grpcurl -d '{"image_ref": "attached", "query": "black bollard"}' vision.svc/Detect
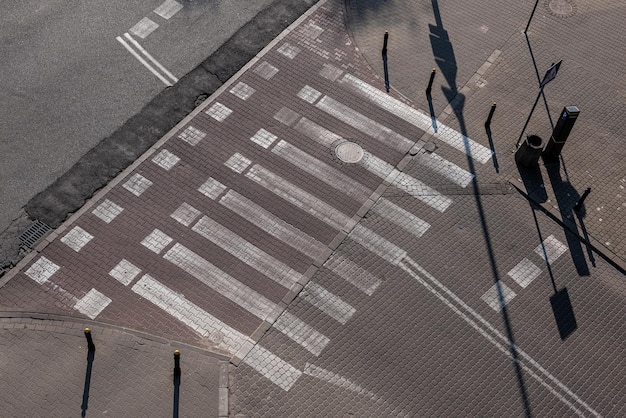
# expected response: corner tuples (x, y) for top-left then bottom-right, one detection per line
(84, 328), (95, 352)
(426, 68), (436, 96)
(573, 188), (591, 213)
(485, 102), (497, 127)
(174, 350), (181, 377)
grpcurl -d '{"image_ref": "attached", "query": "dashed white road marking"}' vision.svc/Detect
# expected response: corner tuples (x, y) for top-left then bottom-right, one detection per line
(154, 0), (183, 20)
(338, 73), (493, 164)
(25, 257), (60, 284)
(271, 140), (372, 204)
(481, 281), (517, 312)
(273, 311), (330, 356)
(371, 198), (431, 238)
(109, 259), (142, 286)
(74, 288), (112, 320)
(92, 199), (124, 223)
(129, 17), (159, 39)
(535, 235), (568, 265)
(314, 94), (414, 154)
(178, 125), (206, 145)
(141, 228), (173, 254)
(245, 164), (356, 231)
(163, 243), (279, 322)
(152, 149), (181, 170)
(220, 189), (328, 261)
(192, 215), (303, 289)
(414, 152), (474, 188)
(60, 226), (94, 252)
(132, 274), (251, 356)
(303, 363), (377, 400)
(324, 254), (381, 296)
(122, 173), (153, 196)
(508, 258), (542, 288)
(301, 282), (355, 324)
(242, 344), (302, 391)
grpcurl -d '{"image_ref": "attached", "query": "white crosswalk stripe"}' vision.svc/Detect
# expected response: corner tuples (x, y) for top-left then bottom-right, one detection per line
(301, 281), (356, 324)
(324, 254), (381, 296)
(371, 198), (431, 238)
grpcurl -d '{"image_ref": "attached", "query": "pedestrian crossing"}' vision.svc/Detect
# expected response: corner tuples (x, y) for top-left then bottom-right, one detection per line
(18, 37), (497, 392)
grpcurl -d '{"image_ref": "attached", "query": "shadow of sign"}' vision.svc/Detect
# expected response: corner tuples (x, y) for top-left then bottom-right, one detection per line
(550, 288), (578, 340)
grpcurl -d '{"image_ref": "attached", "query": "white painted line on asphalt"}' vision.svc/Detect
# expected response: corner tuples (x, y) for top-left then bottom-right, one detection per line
(481, 281), (517, 312)
(132, 274), (251, 356)
(314, 95), (414, 154)
(301, 282), (355, 324)
(109, 259), (141, 286)
(154, 0), (183, 20)
(192, 215), (303, 289)
(534, 235), (568, 265)
(415, 152), (474, 188)
(339, 73), (493, 163)
(399, 257), (599, 417)
(92, 199), (124, 223)
(303, 363), (377, 400)
(324, 254), (381, 296)
(129, 17), (159, 39)
(170, 202), (201, 227)
(273, 311), (330, 356)
(198, 177), (228, 200)
(24, 256), (60, 284)
(122, 173), (153, 196)
(152, 149), (181, 170)
(116, 35), (172, 86)
(245, 164), (356, 231)
(250, 128), (278, 149)
(178, 125), (206, 145)
(60, 226), (94, 252)
(242, 344), (302, 391)
(371, 198), (431, 238)
(349, 224), (407, 265)
(507, 258), (542, 288)
(123, 33), (178, 83)
(220, 190), (328, 261)
(225, 153), (252, 173)
(164, 243), (279, 322)
(272, 140), (372, 204)
(74, 288), (112, 320)
(230, 82), (256, 100)
(141, 229), (173, 254)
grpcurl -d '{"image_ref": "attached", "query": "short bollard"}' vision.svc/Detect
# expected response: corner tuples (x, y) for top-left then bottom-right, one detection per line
(174, 350), (181, 377)
(485, 102), (497, 127)
(84, 328), (95, 352)
(426, 68), (436, 96)
(382, 31), (390, 92)
(574, 188), (591, 213)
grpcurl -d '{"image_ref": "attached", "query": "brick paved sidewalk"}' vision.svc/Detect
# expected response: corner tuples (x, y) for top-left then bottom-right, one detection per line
(0, 313), (227, 417)
(346, 0), (626, 265)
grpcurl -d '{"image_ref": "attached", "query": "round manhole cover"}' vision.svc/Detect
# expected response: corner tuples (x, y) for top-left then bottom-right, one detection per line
(335, 141), (364, 163)
(545, 0), (577, 17)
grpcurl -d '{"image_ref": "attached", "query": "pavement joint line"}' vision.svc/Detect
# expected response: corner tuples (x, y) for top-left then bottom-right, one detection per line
(509, 179), (626, 273)
(0, 311), (231, 359)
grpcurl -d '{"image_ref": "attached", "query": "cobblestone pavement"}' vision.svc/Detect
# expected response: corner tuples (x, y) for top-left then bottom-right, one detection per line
(1, 0), (625, 416)
(0, 314), (226, 417)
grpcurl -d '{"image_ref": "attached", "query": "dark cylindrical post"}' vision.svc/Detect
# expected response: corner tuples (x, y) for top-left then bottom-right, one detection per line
(174, 350), (181, 377)
(426, 68), (436, 96)
(84, 328), (95, 352)
(485, 102), (497, 127)
(542, 106), (580, 163)
(382, 31), (388, 56)
(574, 188), (591, 213)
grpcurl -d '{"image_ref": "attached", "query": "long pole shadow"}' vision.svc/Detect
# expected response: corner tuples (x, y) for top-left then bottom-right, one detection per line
(173, 350), (181, 418)
(429, 1), (532, 416)
(529, 203), (578, 340)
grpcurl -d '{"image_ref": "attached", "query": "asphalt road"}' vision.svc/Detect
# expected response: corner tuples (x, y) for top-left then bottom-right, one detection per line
(0, 0), (274, 237)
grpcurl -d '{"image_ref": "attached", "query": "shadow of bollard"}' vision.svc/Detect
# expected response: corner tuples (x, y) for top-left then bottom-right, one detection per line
(81, 328), (95, 417)
(550, 288), (578, 340)
(173, 350), (181, 418)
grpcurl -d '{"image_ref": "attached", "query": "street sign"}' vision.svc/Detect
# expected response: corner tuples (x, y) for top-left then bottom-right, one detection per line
(540, 60), (562, 88)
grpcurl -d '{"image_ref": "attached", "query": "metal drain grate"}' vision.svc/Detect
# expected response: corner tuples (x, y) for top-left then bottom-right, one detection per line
(19, 219), (51, 249)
